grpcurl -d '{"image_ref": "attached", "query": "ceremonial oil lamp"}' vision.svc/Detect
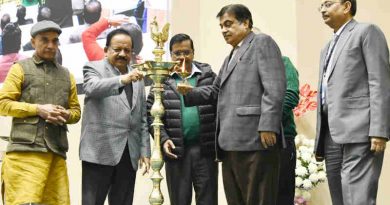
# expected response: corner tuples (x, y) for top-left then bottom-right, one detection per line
(132, 17), (178, 205)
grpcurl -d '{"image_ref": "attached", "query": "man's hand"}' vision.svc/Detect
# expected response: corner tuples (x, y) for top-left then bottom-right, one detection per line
(138, 157), (150, 176)
(163, 139), (178, 159)
(107, 15), (130, 27)
(259, 131), (277, 149)
(177, 84), (192, 95)
(370, 137), (387, 154)
(37, 104), (67, 126)
(315, 154), (324, 162)
(57, 105), (70, 122)
(135, 55), (143, 64)
(171, 64), (181, 73)
(120, 69), (144, 84)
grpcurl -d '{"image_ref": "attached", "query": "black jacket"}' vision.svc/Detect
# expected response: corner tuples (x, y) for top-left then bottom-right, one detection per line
(147, 61), (217, 160)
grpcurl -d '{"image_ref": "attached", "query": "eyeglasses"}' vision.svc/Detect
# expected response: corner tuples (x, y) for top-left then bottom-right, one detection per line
(171, 50), (193, 57)
(109, 47), (132, 54)
(318, 1), (340, 11)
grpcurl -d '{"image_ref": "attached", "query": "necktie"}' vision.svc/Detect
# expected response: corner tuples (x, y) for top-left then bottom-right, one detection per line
(323, 34), (340, 72)
(124, 83), (133, 107)
(321, 34), (340, 105)
(222, 48), (235, 80)
(227, 48), (234, 64)
(228, 46), (240, 66)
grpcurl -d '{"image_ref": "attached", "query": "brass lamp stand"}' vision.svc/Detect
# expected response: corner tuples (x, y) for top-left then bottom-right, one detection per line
(133, 17), (178, 205)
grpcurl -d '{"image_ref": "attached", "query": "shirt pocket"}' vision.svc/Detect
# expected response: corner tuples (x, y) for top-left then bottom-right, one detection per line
(236, 106), (261, 116)
(10, 116), (40, 144)
(343, 96), (369, 109)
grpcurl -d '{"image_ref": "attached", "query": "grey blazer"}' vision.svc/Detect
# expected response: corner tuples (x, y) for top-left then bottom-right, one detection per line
(185, 32), (286, 152)
(80, 59), (151, 169)
(314, 19), (390, 157)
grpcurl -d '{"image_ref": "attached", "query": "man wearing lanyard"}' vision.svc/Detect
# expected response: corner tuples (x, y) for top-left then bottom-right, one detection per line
(315, 1), (390, 205)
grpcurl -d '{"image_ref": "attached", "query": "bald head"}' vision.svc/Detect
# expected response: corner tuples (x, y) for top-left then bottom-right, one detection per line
(84, 0), (102, 24)
(37, 6), (51, 22)
(1, 14), (11, 30)
(16, 5), (27, 19)
(2, 22), (22, 55)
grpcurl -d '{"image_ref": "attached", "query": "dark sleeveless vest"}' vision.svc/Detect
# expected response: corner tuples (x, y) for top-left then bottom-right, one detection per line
(7, 57), (71, 158)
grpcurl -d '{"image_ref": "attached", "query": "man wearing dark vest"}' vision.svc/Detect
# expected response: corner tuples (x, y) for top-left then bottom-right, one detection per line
(0, 20), (81, 205)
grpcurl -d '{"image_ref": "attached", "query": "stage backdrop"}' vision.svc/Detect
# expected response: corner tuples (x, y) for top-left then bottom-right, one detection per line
(0, 0), (169, 85)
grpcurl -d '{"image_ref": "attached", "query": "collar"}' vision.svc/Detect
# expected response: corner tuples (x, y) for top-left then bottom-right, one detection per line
(171, 63), (202, 78)
(114, 65), (131, 75)
(105, 58), (131, 74)
(32, 53), (59, 68)
(189, 63), (202, 78)
(334, 19), (352, 36)
(234, 39), (244, 50)
(237, 40), (244, 48)
(233, 31), (254, 51)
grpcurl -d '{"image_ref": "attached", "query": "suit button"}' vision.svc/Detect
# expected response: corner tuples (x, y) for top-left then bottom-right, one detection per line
(46, 83), (49, 86)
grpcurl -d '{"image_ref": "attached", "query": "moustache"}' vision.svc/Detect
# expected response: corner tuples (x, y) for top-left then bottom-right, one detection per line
(44, 49), (56, 53)
(116, 57), (128, 61)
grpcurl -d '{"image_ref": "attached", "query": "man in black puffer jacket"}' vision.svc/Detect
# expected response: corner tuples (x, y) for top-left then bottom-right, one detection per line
(147, 33), (218, 205)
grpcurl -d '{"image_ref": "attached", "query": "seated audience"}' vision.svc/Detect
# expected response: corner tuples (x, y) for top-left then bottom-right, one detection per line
(0, 23), (27, 82)
(81, 15), (143, 63)
(23, 6), (52, 51)
(0, 13), (11, 55)
(16, 5), (34, 26)
(69, 0), (102, 43)
(44, 0), (73, 28)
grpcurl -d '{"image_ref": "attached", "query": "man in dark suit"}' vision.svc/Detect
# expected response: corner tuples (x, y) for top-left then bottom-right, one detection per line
(315, 1), (390, 205)
(44, 0), (73, 28)
(80, 28), (150, 205)
(15, 5), (33, 26)
(178, 4), (286, 205)
(0, 13), (11, 55)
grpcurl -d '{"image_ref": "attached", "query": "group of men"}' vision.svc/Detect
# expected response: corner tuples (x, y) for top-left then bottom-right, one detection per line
(0, 1), (389, 205)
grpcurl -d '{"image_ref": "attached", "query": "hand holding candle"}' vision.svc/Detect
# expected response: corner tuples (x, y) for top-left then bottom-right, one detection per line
(177, 57), (193, 94)
(179, 58), (189, 78)
(181, 58), (186, 73)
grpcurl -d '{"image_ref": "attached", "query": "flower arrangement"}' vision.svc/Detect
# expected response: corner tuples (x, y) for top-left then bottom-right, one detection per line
(294, 134), (326, 205)
(293, 84), (317, 118)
